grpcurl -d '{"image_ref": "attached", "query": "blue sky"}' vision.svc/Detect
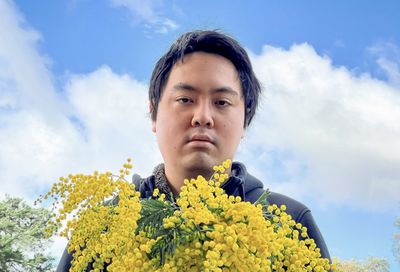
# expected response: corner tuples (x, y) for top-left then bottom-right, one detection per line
(1, 0), (400, 269)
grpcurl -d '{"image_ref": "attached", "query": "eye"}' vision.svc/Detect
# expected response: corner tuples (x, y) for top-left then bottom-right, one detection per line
(215, 100), (231, 107)
(177, 97), (192, 104)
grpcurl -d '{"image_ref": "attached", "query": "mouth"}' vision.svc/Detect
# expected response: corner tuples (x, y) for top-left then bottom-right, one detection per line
(188, 134), (215, 147)
(190, 134), (213, 143)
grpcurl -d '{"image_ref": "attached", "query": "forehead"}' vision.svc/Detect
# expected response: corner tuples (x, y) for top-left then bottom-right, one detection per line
(174, 51), (238, 74)
(165, 52), (242, 94)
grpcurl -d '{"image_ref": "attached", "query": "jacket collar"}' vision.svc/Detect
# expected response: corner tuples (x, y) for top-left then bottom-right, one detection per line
(133, 161), (250, 200)
(220, 162), (247, 200)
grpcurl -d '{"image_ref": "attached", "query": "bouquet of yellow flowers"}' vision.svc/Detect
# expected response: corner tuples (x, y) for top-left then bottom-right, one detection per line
(39, 159), (335, 272)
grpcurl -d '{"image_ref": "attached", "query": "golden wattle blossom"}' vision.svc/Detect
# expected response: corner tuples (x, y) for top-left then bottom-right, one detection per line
(38, 159), (336, 272)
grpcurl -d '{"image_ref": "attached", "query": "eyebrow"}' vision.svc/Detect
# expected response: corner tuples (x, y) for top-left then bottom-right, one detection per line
(172, 82), (239, 96)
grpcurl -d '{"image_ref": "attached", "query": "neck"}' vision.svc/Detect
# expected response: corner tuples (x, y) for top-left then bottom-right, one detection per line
(163, 163), (231, 196)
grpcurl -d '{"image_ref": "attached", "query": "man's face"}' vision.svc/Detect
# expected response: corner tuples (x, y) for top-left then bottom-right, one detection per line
(152, 52), (245, 177)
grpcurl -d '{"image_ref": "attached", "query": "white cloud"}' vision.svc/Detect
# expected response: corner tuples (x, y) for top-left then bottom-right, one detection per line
(0, 0), (78, 197)
(1, 0), (161, 261)
(65, 65), (160, 175)
(239, 44), (400, 211)
(110, 0), (179, 34)
(0, 0), (159, 196)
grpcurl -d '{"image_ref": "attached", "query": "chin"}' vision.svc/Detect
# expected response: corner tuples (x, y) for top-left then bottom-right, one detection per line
(183, 155), (216, 177)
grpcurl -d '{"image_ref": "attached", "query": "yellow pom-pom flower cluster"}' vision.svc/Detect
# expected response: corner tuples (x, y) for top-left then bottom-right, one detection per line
(38, 158), (335, 271)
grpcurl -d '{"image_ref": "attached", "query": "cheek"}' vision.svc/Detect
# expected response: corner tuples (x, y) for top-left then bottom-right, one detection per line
(221, 123), (244, 144)
(156, 116), (183, 144)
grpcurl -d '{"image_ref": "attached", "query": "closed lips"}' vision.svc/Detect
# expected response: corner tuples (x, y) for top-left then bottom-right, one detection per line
(189, 135), (214, 144)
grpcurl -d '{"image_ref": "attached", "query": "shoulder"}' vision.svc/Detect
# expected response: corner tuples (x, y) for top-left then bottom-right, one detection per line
(244, 173), (310, 222)
(241, 169), (331, 259)
(267, 191), (310, 223)
(268, 192), (331, 260)
(237, 162), (310, 222)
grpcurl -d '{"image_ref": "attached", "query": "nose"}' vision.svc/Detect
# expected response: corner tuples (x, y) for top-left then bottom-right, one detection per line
(191, 101), (214, 128)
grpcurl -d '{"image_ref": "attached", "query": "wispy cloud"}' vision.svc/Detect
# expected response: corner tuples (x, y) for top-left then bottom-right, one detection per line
(110, 0), (179, 34)
(368, 41), (400, 86)
(240, 43), (400, 211)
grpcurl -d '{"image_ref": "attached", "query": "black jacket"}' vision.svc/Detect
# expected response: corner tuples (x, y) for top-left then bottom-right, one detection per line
(56, 162), (331, 271)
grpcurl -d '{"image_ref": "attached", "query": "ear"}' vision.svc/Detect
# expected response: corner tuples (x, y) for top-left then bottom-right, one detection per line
(150, 101), (156, 133)
(241, 119), (246, 139)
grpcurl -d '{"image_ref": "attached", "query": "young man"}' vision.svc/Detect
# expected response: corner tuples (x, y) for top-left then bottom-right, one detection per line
(57, 30), (330, 271)
(134, 29), (331, 259)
